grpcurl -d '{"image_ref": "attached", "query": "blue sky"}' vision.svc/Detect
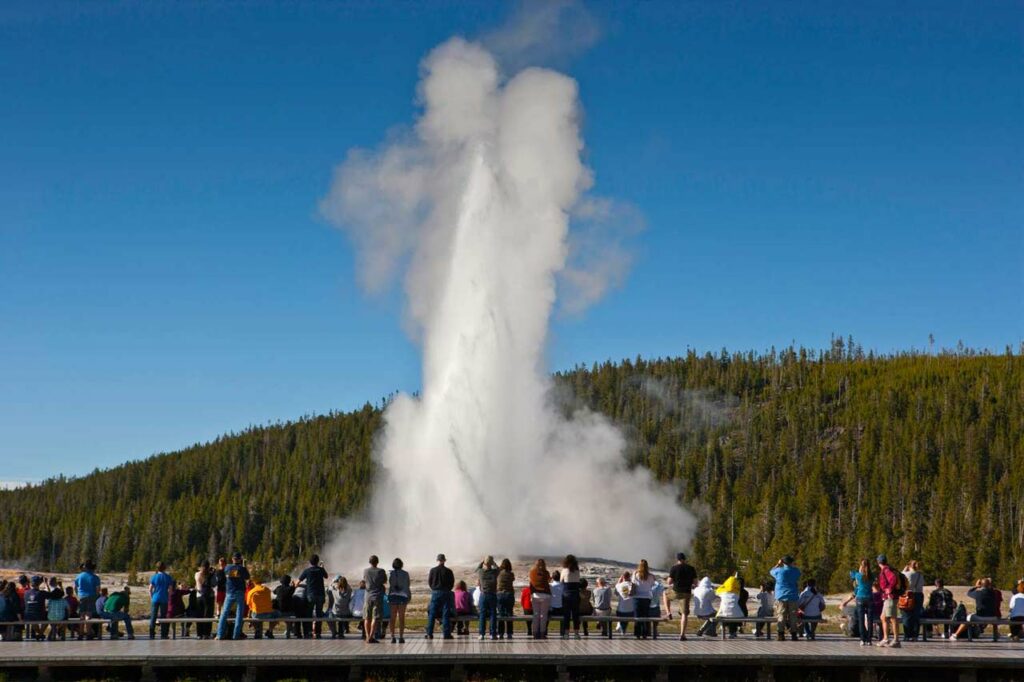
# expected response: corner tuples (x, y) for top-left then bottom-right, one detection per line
(2, 1), (1021, 482)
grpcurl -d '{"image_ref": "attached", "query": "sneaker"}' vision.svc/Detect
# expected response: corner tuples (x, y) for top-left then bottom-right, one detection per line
(392, 637), (397, 643)
(790, 633), (798, 641)
(424, 634), (433, 640)
(889, 641), (901, 648)
(399, 637), (405, 643)
(479, 635), (485, 641)
(266, 632), (274, 639)
(876, 640), (889, 647)
(679, 634), (687, 641)
(574, 633), (581, 640)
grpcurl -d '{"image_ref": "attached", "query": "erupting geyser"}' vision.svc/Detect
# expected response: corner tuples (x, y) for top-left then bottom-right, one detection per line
(320, 37), (694, 567)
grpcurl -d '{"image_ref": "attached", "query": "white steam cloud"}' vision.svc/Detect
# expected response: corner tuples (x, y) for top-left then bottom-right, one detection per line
(320, 30), (694, 567)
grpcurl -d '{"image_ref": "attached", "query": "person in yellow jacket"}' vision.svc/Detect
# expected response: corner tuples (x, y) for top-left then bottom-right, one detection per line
(715, 575), (744, 639)
(245, 577), (279, 639)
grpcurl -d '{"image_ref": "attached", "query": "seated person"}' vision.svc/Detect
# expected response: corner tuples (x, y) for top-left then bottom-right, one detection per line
(246, 576), (279, 639)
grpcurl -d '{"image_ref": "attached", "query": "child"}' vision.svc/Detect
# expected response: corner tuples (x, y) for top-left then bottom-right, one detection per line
(753, 581), (775, 637)
(46, 581), (68, 641)
(454, 580), (472, 635)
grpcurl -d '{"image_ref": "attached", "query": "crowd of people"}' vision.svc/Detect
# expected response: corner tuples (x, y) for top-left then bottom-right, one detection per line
(1, 552), (1022, 645)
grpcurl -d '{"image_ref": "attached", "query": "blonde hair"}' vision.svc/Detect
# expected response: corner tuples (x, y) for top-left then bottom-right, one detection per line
(635, 559), (650, 581)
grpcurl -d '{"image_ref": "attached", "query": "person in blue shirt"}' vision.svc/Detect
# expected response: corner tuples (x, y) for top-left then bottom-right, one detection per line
(769, 555), (802, 641)
(149, 562), (174, 640)
(74, 560), (102, 640)
(849, 558), (874, 645)
(216, 552), (250, 640)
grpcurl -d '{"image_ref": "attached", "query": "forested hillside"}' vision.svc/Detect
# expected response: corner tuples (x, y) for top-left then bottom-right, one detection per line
(2, 342), (1022, 590)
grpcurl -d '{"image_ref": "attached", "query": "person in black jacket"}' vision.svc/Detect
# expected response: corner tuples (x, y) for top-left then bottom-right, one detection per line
(298, 555), (329, 639)
(425, 554), (455, 639)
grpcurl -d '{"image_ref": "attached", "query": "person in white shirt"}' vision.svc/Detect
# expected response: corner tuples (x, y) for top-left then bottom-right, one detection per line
(797, 579), (826, 640)
(614, 571), (635, 635)
(549, 571), (565, 637)
(631, 560), (657, 639)
(1009, 580), (1024, 642)
(753, 581), (776, 638)
(714, 576), (744, 638)
(692, 577), (719, 637)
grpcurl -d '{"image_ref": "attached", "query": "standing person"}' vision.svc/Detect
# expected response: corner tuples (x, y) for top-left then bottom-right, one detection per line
(561, 555), (582, 640)
(850, 559), (874, 645)
(529, 558), (552, 639)
(592, 578), (612, 636)
(496, 558), (516, 639)
(216, 552), (250, 641)
(195, 560), (215, 639)
(797, 579), (826, 639)
(388, 558), (411, 644)
(614, 571), (635, 636)
(1, 581), (22, 641)
(1009, 580), (1024, 643)
(148, 562), (174, 640)
(362, 555), (387, 644)
(770, 555), (801, 642)
(876, 554), (902, 648)
(668, 553), (698, 641)
(327, 576), (353, 639)
(925, 579), (956, 639)
(214, 557), (227, 618)
(426, 554), (455, 640)
(476, 556), (499, 641)
(291, 577), (312, 638)
(298, 554), (329, 639)
(631, 560), (656, 639)
(102, 586), (135, 640)
(901, 560), (925, 641)
(75, 560), (102, 640)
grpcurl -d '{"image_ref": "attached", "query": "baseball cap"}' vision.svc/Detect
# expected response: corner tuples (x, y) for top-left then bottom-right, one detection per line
(876, 554), (888, 564)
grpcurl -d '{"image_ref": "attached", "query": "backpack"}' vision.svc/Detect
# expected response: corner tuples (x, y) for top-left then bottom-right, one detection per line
(894, 571), (908, 597)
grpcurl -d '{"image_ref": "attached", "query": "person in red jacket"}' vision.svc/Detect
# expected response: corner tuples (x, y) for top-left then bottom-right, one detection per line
(876, 555), (902, 648)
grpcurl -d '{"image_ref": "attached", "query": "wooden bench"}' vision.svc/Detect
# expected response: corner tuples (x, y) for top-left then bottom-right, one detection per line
(714, 616), (826, 640)
(0, 618), (143, 641)
(580, 615), (665, 639)
(920, 616), (1014, 642)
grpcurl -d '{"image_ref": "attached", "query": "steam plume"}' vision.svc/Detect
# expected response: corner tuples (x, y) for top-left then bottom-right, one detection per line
(320, 34), (694, 567)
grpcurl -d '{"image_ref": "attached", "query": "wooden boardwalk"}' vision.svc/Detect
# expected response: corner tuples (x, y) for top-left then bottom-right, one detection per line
(2, 635), (1022, 671)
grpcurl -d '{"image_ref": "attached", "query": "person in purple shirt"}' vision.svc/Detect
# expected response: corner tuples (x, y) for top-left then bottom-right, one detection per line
(149, 562), (174, 640)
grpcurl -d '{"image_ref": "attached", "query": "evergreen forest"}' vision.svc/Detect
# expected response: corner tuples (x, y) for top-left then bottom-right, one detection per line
(2, 340), (1022, 591)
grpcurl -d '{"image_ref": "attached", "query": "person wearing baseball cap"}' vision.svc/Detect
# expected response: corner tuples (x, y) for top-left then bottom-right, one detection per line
(770, 554), (802, 641)
(426, 553), (454, 639)
(216, 552), (250, 640)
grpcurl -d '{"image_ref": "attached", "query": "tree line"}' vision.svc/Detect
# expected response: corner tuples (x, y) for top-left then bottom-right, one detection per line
(2, 340), (1021, 591)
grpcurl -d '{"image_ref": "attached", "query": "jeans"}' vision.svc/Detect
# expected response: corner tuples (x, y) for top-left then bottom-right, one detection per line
(426, 590), (452, 637)
(497, 593), (515, 637)
(103, 611), (134, 638)
(149, 601), (168, 639)
(563, 592), (581, 633)
(309, 594), (325, 637)
(197, 593), (215, 638)
(478, 592), (497, 637)
(634, 597), (651, 638)
(531, 593), (551, 638)
(216, 592), (245, 640)
(855, 598), (873, 643)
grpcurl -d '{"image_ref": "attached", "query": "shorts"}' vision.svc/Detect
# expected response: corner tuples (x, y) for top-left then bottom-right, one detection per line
(388, 595), (409, 605)
(672, 594), (692, 615)
(216, 591), (225, 606)
(364, 594), (383, 621)
(882, 599), (898, 618)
